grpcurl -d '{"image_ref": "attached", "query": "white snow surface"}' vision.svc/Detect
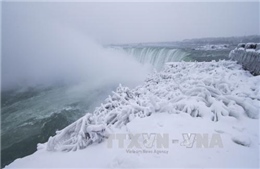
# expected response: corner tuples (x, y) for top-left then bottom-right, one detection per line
(5, 60), (260, 168)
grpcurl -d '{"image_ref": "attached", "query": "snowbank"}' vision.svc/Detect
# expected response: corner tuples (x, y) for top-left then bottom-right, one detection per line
(5, 61), (260, 168)
(229, 43), (260, 75)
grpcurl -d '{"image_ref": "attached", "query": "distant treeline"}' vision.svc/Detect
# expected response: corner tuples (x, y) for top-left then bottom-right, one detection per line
(182, 35), (260, 45)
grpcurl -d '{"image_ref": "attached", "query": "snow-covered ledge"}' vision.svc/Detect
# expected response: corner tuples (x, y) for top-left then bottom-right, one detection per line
(229, 43), (260, 75)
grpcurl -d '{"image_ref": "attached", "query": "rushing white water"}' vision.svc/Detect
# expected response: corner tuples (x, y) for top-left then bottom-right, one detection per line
(114, 47), (191, 70)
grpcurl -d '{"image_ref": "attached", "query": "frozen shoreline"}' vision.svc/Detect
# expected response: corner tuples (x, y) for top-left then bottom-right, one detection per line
(5, 60), (260, 168)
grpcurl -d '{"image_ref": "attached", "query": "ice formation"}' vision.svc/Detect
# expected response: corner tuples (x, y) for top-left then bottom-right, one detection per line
(229, 43), (260, 75)
(40, 60), (260, 152)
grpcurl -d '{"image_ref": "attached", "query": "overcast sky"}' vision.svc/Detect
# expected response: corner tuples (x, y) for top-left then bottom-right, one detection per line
(2, 1), (259, 44)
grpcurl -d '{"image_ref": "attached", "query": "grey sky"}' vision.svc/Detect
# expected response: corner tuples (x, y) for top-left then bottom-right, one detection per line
(2, 2), (259, 44)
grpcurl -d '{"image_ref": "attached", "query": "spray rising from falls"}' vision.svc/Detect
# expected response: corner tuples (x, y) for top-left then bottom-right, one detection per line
(1, 23), (151, 167)
(113, 46), (192, 70)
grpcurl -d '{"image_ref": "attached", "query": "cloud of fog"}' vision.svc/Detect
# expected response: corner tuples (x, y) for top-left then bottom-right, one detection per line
(2, 20), (150, 91)
(2, 2), (259, 90)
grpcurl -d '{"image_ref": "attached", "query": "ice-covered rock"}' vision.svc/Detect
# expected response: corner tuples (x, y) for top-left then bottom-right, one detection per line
(229, 43), (260, 75)
(38, 60), (260, 152)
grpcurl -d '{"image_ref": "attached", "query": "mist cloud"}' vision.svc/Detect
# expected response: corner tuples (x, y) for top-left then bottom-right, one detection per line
(2, 13), (149, 90)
